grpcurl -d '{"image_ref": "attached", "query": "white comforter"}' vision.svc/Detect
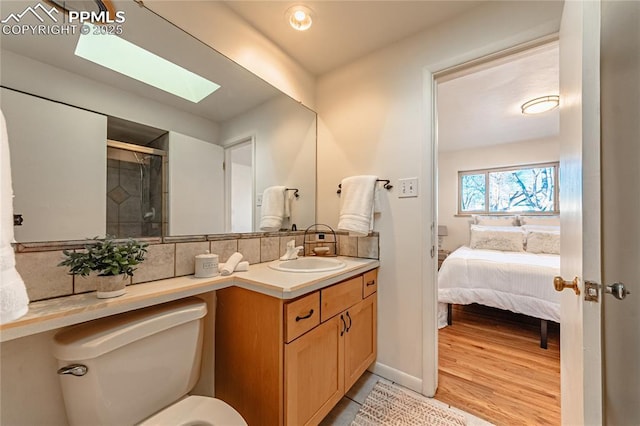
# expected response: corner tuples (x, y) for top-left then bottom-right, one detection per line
(438, 246), (560, 327)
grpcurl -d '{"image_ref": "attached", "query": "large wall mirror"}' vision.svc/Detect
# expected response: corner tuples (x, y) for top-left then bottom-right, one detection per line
(0, 1), (316, 243)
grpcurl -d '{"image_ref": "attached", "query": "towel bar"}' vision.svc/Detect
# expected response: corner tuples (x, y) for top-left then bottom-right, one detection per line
(336, 179), (392, 194)
(285, 188), (300, 198)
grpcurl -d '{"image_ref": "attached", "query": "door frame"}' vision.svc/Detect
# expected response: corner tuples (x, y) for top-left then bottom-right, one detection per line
(223, 135), (256, 233)
(422, 34), (561, 396)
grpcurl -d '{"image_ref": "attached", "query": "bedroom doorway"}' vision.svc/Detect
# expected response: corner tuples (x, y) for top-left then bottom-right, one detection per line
(431, 38), (562, 424)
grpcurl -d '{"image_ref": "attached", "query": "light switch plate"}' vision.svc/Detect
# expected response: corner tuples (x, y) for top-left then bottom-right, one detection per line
(256, 193), (263, 207)
(398, 178), (418, 198)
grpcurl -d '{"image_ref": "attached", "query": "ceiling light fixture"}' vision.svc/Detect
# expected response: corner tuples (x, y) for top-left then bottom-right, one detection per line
(521, 95), (560, 114)
(287, 5), (313, 31)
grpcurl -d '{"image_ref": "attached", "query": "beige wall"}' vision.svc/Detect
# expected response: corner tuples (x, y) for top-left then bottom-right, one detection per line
(316, 1), (562, 391)
(219, 96), (317, 231)
(438, 137), (560, 252)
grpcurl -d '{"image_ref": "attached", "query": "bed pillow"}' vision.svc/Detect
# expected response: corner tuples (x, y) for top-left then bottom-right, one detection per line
(526, 230), (560, 254)
(522, 224), (560, 233)
(469, 225), (525, 252)
(519, 215), (560, 226)
(473, 215), (519, 226)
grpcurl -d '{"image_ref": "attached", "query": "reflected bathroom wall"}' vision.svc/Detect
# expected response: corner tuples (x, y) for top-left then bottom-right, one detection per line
(106, 145), (164, 238)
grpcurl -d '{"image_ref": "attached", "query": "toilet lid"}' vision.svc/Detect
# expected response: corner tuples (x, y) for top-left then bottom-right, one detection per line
(137, 395), (247, 426)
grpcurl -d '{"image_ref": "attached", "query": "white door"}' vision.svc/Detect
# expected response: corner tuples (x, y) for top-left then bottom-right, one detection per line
(224, 139), (254, 233)
(557, 1), (603, 424)
(600, 1), (640, 424)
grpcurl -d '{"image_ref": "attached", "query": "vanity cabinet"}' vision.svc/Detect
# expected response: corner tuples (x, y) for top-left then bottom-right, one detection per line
(215, 269), (378, 426)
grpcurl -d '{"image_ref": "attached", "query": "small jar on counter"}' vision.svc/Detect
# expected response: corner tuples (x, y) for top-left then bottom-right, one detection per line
(195, 251), (219, 278)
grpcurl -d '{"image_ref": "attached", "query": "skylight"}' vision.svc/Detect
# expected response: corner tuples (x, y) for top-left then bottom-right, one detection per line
(74, 24), (220, 103)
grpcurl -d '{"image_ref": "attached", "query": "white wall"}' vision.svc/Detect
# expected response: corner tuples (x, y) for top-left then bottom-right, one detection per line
(219, 96), (317, 231)
(1, 50), (219, 143)
(316, 1), (562, 391)
(144, 1), (316, 109)
(438, 136), (560, 251)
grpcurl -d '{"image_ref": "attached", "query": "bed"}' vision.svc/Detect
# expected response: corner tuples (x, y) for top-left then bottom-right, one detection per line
(437, 222), (561, 349)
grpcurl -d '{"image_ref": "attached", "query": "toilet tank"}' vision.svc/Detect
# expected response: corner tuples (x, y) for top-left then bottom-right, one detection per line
(52, 298), (208, 426)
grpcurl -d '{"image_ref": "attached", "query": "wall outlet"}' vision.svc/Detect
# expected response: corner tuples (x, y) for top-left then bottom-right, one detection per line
(398, 178), (418, 198)
(256, 193), (263, 207)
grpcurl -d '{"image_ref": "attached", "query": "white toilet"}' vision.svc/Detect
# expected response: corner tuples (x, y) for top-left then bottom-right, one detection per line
(52, 298), (247, 426)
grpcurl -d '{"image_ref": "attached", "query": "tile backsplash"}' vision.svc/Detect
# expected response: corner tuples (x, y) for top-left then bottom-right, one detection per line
(14, 231), (379, 303)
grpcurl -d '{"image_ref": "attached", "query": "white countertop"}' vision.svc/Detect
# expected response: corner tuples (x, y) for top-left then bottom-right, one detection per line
(0, 256), (378, 342)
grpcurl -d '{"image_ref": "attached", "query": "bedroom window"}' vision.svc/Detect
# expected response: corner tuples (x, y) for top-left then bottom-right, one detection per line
(458, 162), (559, 214)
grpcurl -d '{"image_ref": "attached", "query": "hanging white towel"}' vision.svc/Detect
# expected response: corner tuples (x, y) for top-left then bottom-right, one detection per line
(260, 186), (286, 231)
(284, 190), (293, 219)
(0, 109), (29, 324)
(337, 175), (378, 237)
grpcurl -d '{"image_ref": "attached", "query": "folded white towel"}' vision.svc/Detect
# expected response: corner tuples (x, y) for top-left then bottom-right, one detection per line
(220, 252), (243, 276)
(260, 186), (286, 231)
(218, 260), (249, 272)
(0, 110), (29, 324)
(337, 175), (378, 237)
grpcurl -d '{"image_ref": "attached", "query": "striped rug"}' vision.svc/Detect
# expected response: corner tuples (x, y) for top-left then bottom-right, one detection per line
(351, 381), (467, 426)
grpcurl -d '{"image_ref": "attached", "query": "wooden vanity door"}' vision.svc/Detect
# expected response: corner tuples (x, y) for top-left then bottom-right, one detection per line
(284, 315), (344, 426)
(344, 295), (377, 391)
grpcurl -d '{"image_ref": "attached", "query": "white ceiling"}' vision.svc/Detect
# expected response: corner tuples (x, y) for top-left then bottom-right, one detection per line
(223, 1), (559, 151)
(224, 1), (483, 75)
(437, 42), (560, 152)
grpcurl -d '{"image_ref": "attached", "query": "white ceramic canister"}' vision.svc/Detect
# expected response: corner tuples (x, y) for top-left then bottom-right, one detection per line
(195, 251), (219, 278)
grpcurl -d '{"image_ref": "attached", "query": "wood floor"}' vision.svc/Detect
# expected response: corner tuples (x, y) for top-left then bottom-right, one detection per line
(435, 304), (560, 425)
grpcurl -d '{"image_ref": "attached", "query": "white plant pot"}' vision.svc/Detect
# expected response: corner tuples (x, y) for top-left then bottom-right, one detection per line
(96, 275), (128, 299)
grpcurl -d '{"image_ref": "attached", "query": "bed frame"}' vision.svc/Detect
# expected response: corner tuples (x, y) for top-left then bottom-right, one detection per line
(447, 303), (549, 349)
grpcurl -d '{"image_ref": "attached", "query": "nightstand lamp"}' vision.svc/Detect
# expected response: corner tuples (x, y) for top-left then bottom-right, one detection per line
(438, 225), (448, 250)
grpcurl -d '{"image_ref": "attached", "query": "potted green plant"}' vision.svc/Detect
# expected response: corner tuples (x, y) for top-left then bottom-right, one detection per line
(59, 236), (148, 299)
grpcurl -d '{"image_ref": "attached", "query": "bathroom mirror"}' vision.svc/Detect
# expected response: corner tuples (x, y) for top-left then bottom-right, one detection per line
(0, 1), (316, 242)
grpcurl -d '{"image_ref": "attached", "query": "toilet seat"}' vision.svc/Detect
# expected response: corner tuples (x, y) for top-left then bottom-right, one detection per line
(138, 396), (247, 426)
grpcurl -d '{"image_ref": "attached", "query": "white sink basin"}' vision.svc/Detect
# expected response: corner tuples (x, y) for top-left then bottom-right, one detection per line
(269, 257), (346, 273)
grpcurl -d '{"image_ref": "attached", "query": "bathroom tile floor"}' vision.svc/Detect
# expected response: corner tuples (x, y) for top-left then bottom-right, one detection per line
(319, 371), (493, 426)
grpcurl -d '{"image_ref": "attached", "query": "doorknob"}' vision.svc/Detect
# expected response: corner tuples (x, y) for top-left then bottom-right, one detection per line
(605, 282), (631, 300)
(553, 276), (581, 295)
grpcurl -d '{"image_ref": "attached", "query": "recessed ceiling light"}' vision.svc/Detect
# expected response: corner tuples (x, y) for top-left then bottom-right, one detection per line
(521, 95), (560, 114)
(287, 5), (312, 31)
(75, 23), (220, 103)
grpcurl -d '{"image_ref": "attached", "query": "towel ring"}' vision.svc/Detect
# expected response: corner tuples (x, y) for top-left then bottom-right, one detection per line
(285, 188), (300, 198)
(336, 179), (393, 194)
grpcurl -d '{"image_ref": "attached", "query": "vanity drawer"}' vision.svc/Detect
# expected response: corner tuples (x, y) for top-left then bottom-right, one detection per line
(321, 276), (363, 322)
(285, 291), (320, 343)
(363, 269), (378, 298)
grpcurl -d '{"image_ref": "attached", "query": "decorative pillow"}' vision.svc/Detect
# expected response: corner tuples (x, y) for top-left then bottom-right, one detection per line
(473, 215), (519, 226)
(522, 224), (560, 233)
(519, 215), (560, 226)
(469, 225), (525, 252)
(526, 230), (560, 254)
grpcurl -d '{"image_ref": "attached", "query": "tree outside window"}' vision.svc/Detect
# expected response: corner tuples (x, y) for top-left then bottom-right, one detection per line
(458, 162), (558, 215)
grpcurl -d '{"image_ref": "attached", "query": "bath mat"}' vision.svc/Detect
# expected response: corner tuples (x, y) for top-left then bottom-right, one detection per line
(351, 381), (467, 426)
